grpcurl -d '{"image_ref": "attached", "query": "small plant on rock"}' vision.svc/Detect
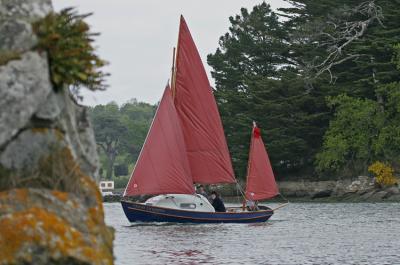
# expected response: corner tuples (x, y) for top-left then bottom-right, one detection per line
(0, 50), (21, 66)
(32, 7), (108, 92)
(368, 161), (398, 186)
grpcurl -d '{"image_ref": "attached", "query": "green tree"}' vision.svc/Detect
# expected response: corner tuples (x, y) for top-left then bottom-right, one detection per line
(282, 0), (400, 98)
(317, 44), (400, 175)
(208, 3), (329, 179)
(89, 99), (155, 180)
(316, 95), (384, 176)
(90, 102), (127, 179)
(373, 45), (400, 166)
(119, 99), (156, 163)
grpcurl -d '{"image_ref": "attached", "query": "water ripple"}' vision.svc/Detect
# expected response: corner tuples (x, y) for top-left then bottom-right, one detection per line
(105, 202), (400, 265)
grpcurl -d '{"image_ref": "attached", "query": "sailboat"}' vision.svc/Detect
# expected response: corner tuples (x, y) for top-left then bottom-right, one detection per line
(121, 16), (282, 224)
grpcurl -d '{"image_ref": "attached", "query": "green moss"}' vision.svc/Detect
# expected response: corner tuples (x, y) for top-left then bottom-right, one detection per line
(32, 7), (108, 92)
(0, 50), (21, 65)
(31, 127), (49, 134)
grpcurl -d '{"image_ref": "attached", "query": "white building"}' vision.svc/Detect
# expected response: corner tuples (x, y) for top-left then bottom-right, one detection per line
(99, 180), (114, 196)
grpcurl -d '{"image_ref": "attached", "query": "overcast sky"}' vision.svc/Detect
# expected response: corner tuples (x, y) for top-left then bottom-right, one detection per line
(53, 0), (289, 106)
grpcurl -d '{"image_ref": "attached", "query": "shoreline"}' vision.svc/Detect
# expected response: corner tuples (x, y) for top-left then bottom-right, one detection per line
(103, 176), (400, 203)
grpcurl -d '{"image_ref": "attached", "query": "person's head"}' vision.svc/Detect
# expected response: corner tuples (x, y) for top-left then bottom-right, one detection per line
(211, 191), (219, 200)
(198, 185), (205, 192)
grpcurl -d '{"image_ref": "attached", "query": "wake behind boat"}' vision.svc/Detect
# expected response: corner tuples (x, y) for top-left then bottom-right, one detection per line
(121, 16), (284, 224)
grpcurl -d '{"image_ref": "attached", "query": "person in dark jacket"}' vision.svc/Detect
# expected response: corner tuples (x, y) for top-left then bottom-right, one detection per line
(210, 191), (226, 212)
(197, 185), (209, 199)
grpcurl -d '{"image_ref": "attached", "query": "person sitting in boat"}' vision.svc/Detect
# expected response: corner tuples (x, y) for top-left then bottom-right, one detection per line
(210, 191), (226, 212)
(197, 185), (208, 199)
(245, 199), (258, 211)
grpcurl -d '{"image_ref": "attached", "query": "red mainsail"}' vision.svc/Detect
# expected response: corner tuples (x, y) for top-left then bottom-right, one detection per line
(173, 16), (235, 184)
(245, 123), (279, 200)
(124, 86), (195, 196)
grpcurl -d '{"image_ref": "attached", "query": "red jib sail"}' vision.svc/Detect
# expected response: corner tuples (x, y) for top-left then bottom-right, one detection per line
(173, 16), (235, 184)
(124, 86), (194, 196)
(245, 123), (279, 200)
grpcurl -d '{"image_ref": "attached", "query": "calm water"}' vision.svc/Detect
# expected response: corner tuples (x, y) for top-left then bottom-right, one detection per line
(104, 202), (400, 265)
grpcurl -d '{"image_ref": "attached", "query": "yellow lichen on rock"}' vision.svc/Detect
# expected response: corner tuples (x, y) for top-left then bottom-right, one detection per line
(0, 189), (114, 265)
(0, 207), (111, 264)
(0, 189), (28, 202)
(79, 174), (104, 206)
(31, 127), (49, 134)
(51, 190), (69, 202)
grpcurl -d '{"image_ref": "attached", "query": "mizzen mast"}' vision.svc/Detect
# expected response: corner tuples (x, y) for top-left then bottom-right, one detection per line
(170, 47), (177, 97)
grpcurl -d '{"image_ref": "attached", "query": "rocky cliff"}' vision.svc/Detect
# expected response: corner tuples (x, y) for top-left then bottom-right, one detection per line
(0, 0), (113, 264)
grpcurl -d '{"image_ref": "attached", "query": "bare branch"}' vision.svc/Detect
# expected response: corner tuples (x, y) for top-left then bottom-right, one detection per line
(304, 1), (384, 83)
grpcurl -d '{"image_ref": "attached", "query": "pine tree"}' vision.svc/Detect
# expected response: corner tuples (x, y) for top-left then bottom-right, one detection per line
(281, 0), (400, 99)
(208, 3), (329, 180)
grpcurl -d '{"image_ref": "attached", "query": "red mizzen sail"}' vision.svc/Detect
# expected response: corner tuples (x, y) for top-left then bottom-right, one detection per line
(124, 86), (194, 196)
(173, 16), (235, 184)
(245, 123), (279, 200)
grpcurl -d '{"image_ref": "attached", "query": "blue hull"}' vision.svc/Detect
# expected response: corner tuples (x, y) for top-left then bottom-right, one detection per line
(121, 200), (273, 224)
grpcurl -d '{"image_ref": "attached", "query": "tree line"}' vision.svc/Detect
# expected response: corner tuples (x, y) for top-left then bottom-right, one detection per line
(89, 99), (156, 184)
(209, 0), (400, 180)
(90, 0), (400, 183)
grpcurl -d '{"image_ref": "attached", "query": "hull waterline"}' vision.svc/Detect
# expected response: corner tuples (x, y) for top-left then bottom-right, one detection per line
(121, 200), (274, 224)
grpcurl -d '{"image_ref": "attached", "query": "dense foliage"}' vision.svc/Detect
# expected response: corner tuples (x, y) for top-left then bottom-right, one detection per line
(89, 99), (156, 180)
(208, 3), (329, 179)
(368, 161), (398, 186)
(33, 8), (108, 92)
(208, 0), (400, 180)
(317, 45), (400, 177)
(316, 95), (384, 175)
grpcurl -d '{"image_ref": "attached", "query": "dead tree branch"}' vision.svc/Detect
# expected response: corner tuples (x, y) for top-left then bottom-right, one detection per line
(305, 1), (384, 84)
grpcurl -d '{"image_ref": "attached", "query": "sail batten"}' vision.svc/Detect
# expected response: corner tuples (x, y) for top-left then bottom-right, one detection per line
(174, 16), (235, 184)
(124, 86), (194, 197)
(245, 123), (279, 201)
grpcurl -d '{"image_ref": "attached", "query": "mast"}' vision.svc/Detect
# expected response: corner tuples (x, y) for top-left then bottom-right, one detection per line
(170, 47), (176, 97)
(171, 15), (182, 97)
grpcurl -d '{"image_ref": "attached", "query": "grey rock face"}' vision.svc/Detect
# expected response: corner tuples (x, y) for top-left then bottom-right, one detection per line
(360, 191), (375, 200)
(0, 128), (65, 170)
(0, 19), (37, 51)
(0, 51), (52, 148)
(0, 0), (111, 263)
(278, 180), (341, 197)
(58, 91), (100, 180)
(35, 89), (64, 120)
(0, 0), (52, 20)
(311, 189), (332, 199)
(346, 176), (374, 193)
(386, 194), (400, 202)
(369, 190), (389, 200)
(385, 186), (399, 195)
